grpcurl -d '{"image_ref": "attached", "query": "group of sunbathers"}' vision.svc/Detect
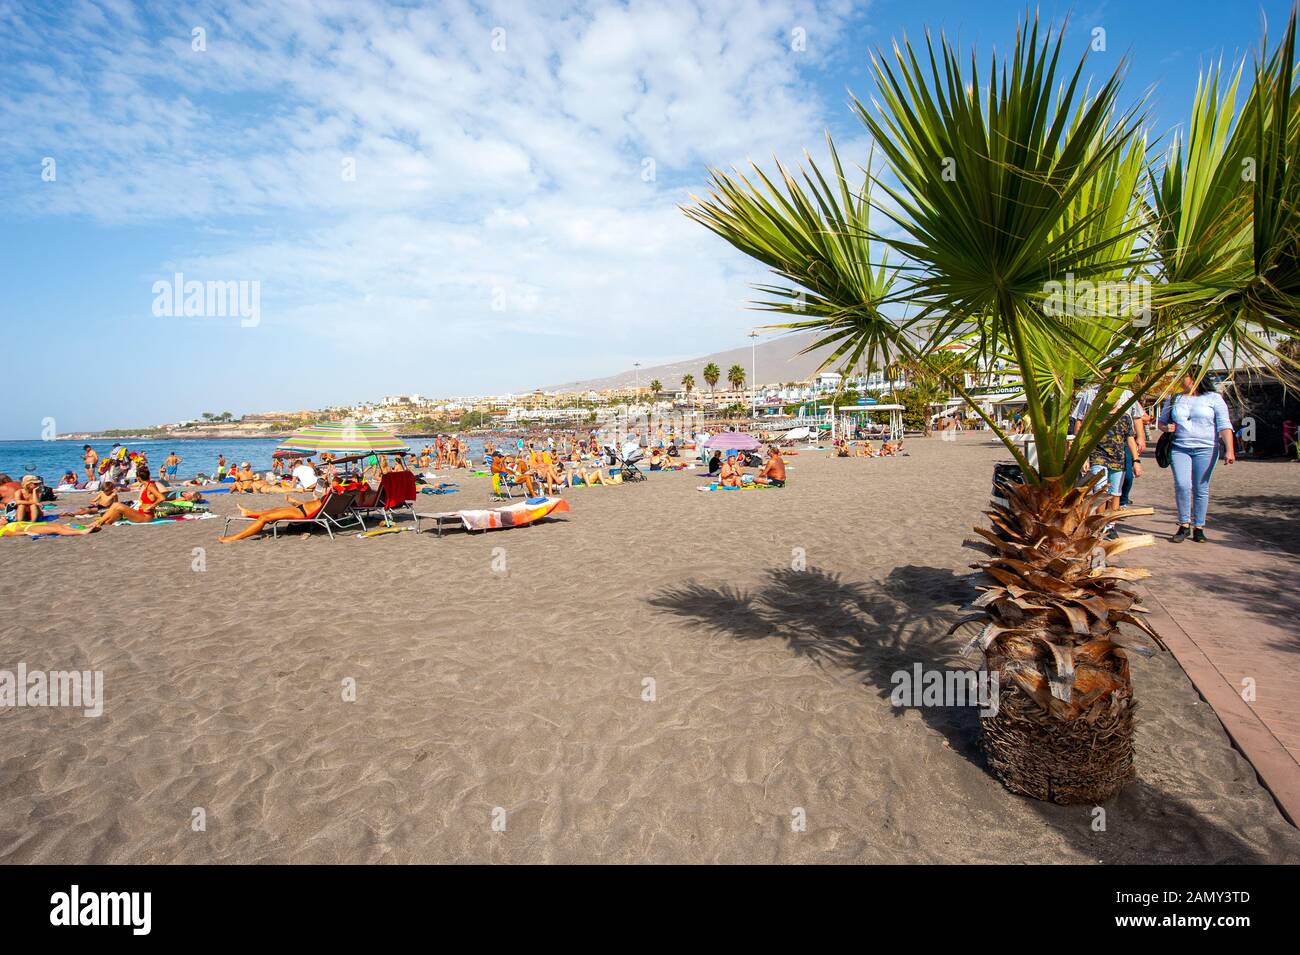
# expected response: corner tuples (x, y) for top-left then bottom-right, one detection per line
(0, 463), (207, 538)
(489, 442), (623, 496)
(834, 437), (904, 458)
(704, 446), (787, 487)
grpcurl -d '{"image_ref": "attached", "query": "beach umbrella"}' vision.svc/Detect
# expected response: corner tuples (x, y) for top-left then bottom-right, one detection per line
(277, 420), (409, 455)
(703, 431), (761, 452)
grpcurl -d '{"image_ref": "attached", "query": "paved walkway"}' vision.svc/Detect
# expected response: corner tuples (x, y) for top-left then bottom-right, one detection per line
(1125, 474), (1300, 825)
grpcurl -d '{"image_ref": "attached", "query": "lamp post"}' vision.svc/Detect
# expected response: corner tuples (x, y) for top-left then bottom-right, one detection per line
(748, 330), (759, 420)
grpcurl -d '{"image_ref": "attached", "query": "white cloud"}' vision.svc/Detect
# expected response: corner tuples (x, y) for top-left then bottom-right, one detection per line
(0, 0), (871, 388)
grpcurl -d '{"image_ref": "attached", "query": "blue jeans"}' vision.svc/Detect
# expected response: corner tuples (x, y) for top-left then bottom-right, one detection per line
(1170, 445), (1217, 527)
(1119, 445), (1135, 507)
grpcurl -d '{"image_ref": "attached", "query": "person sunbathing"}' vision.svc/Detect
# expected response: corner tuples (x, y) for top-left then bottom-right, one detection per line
(535, 450), (565, 493)
(719, 453), (744, 488)
(11, 475), (44, 522)
(231, 463), (272, 492)
(585, 464), (622, 485)
(87, 465), (168, 530)
(67, 481), (120, 515)
(834, 440), (850, 458)
(0, 514), (91, 537)
(217, 493), (325, 543)
(856, 441), (875, 457)
(754, 447), (787, 486)
(491, 454), (536, 496)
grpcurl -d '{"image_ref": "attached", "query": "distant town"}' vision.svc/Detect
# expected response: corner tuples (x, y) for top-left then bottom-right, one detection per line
(62, 365), (997, 440)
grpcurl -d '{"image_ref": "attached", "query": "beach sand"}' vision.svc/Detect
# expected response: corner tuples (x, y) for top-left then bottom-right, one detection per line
(1, 435), (1297, 863)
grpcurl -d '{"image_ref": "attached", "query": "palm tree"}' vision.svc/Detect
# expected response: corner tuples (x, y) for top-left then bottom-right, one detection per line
(686, 15), (1300, 803)
(727, 364), (746, 393)
(681, 373), (696, 403)
(703, 362), (720, 395)
(649, 379), (663, 400)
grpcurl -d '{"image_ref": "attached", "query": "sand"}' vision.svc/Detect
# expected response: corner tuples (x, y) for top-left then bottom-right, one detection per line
(1, 435), (1297, 863)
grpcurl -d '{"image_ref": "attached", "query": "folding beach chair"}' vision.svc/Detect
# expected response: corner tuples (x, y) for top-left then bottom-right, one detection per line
(220, 488), (363, 540)
(354, 471), (418, 525)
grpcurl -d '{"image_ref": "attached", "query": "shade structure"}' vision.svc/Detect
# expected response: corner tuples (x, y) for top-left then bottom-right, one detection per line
(703, 431), (761, 452)
(277, 421), (409, 455)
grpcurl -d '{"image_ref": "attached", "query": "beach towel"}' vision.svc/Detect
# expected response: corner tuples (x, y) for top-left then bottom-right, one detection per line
(418, 496), (570, 533)
(419, 483), (460, 495)
(110, 512), (218, 526)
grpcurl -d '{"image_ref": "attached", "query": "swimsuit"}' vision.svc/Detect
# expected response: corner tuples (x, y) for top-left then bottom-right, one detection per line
(0, 521), (37, 537)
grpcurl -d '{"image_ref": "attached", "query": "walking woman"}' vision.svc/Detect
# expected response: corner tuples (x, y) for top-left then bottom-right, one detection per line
(1157, 368), (1235, 543)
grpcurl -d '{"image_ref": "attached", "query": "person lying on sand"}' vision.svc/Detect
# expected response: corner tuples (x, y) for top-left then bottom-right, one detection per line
(87, 465), (168, 530)
(754, 446), (787, 486)
(0, 514), (91, 537)
(217, 493), (326, 543)
(568, 464), (621, 486)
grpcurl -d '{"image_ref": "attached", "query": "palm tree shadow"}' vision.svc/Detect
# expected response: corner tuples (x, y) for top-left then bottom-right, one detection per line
(648, 564), (986, 765)
(648, 563), (1280, 863)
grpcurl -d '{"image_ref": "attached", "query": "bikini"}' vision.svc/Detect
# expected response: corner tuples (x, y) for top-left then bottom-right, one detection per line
(138, 482), (163, 515)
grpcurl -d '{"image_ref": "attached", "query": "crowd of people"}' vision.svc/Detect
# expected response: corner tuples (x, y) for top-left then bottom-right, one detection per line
(1, 374), (1251, 544)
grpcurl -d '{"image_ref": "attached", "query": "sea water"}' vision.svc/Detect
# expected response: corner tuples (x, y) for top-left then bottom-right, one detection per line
(0, 436), (495, 483)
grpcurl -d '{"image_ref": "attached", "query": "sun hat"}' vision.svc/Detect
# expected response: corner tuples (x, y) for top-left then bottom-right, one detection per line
(21, 474), (39, 485)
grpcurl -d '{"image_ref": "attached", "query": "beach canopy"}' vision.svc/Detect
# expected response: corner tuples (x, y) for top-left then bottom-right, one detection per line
(277, 421), (410, 455)
(703, 431), (762, 452)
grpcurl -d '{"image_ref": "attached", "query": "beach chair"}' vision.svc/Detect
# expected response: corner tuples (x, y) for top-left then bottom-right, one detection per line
(220, 489), (363, 540)
(354, 471), (418, 525)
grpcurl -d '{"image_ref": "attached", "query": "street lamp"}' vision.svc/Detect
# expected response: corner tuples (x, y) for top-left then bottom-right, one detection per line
(748, 330), (759, 419)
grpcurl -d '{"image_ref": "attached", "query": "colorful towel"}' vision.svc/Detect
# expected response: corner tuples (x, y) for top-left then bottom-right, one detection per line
(420, 496), (570, 532)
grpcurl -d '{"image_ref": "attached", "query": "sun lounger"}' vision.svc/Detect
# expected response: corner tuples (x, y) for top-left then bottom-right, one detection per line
(220, 489), (363, 540)
(352, 471), (418, 525)
(414, 496), (570, 536)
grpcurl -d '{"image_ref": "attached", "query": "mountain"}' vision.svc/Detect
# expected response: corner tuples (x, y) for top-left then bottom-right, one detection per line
(540, 332), (842, 393)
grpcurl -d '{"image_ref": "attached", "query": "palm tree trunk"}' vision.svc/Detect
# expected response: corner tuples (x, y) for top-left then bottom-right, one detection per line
(964, 477), (1158, 803)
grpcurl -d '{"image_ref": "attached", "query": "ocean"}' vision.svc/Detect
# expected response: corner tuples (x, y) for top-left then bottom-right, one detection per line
(0, 436), (494, 483)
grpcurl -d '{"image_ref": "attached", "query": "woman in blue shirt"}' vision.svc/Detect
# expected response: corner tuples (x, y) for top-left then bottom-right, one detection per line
(1157, 368), (1235, 543)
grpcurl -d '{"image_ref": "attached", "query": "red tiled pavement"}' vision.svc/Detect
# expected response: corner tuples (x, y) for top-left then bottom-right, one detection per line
(1122, 464), (1300, 825)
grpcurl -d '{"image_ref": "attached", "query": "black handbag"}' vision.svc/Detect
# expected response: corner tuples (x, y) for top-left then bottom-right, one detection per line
(1156, 430), (1173, 468)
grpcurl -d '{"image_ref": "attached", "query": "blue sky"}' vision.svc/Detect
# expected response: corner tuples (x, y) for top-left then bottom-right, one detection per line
(0, 0), (1293, 437)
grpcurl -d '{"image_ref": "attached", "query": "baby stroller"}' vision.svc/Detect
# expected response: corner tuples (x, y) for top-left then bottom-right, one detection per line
(604, 442), (647, 482)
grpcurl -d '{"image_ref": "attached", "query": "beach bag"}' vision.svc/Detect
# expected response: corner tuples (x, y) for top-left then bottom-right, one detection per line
(1155, 431), (1173, 468)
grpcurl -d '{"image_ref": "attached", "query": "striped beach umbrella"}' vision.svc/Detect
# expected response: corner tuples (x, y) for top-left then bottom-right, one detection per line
(277, 420), (409, 455)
